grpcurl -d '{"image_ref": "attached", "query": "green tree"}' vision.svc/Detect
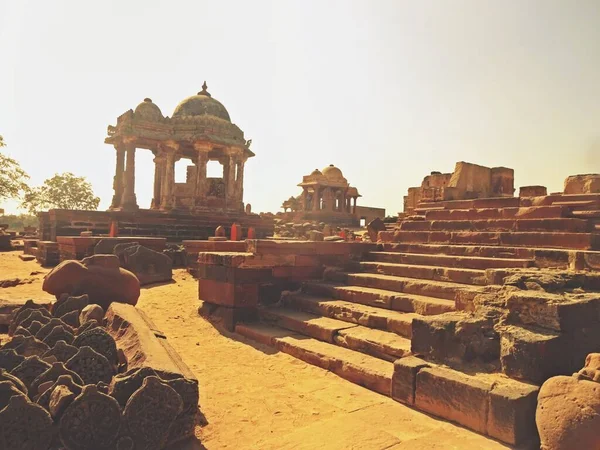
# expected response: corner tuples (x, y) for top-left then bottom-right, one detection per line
(0, 136), (30, 202)
(22, 172), (100, 213)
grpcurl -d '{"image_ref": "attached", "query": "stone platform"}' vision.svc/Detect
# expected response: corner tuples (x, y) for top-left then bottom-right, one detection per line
(38, 208), (274, 242)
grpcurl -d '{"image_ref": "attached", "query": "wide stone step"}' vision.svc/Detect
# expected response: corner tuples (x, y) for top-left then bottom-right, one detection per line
(259, 305), (412, 361)
(424, 205), (570, 221)
(303, 281), (456, 315)
(572, 209), (600, 219)
(360, 261), (487, 285)
(392, 356), (540, 447)
(369, 251), (534, 270)
(379, 230), (600, 250)
(282, 292), (416, 338)
(399, 218), (592, 233)
(417, 197), (521, 210)
(552, 199), (600, 211)
(344, 272), (481, 301)
(235, 322), (394, 395)
(259, 306), (356, 343)
(381, 242), (535, 259)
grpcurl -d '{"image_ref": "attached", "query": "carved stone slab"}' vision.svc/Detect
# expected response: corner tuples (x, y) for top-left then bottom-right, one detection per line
(0, 395), (53, 450)
(73, 327), (118, 366)
(10, 355), (52, 392)
(0, 380), (26, 411)
(30, 362), (84, 398)
(36, 374), (82, 412)
(123, 376), (183, 450)
(0, 349), (25, 372)
(0, 368), (28, 396)
(36, 318), (72, 342)
(66, 346), (113, 385)
(43, 325), (75, 348)
(42, 340), (78, 364)
(59, 385), (121, 450)
(54, 294), (89, 319)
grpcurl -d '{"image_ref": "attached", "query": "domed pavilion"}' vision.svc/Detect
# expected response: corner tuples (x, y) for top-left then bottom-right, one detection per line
(105, 82), (253, 212)
(295, 164), (362, 224)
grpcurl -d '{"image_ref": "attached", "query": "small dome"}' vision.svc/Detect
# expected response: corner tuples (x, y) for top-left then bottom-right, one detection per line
(172, 82), (231, 122)
(134, 98), (163, 121)
(322, 164), (344, 181)
(310, 169), (323, 176)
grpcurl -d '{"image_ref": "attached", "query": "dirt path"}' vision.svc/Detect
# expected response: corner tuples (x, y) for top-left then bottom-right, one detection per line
(1, 252), (510, 449)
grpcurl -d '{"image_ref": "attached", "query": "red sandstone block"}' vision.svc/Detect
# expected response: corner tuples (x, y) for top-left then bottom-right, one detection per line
(272, 265), (323, 280)
(487, 381), (539, 446)
(415, 366), (493, 434)
(451, 232), (501, 245)
(198, 279), (259, 308)
(196, 264), (272, 283)
(183, 240), (247, 253)
(197, 252), (254, 267)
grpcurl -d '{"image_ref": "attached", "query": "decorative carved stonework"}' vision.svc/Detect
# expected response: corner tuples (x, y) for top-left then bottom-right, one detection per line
(72, 327), (118, 366)
(123, 376), (183, 450)
(59, 385), (121, 450)
(10, 355), (52, 392)
(66, 346), (113, 385)
(42, 340), (78, 364)
(0, 394), (53, 450)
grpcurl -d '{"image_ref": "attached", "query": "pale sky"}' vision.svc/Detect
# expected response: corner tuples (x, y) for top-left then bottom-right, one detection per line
(1, 0), (599, 215)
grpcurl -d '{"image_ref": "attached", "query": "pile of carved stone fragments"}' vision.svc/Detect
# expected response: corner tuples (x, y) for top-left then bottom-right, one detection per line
(0, 295), (198, 450)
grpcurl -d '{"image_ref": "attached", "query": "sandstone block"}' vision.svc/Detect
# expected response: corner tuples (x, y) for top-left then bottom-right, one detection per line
(415, 366), (493, 434)
(391, 356), (430, 405)
(487, 380), (539, 445)
(198, 279), (259, 308)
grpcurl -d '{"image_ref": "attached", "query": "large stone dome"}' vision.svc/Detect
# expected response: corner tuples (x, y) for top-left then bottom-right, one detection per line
(172, 82), (231, 122)
(322, 164), (344, 181)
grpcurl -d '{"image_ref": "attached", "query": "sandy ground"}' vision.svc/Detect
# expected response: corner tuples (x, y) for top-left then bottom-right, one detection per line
(1, 251), (510, 450)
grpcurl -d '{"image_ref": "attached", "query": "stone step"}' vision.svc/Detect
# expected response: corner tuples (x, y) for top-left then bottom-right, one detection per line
(418, 197), (521, 210)
(552, 199), (600, 211)
(399, 218), (592, 233)
(303, 281), (456, 315)
(424, 205), (570, 221)
(343, 272), (481, 301)
(259, 306), (356, 343)
(392, 356), (540, 447)
(282, 292), (416, 338)
(360, 261), (487, 285)
(381, 242), (535, 259)
(260, 306), (412, 361)
(572, 209), (600, 219)
(235, 322), (394, 395)
(369, 251), (534, 270)
(379, 230), (600, 250)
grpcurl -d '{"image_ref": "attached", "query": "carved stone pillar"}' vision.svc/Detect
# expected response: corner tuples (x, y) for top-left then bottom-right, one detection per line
(121, 144), (138, 210)
(151, 154), (165, 209)
(111, 144), (125, 209)
(312, 188), (320, 211)
(302, 188), (308, 211)
(193, 143), (210, 206)
(235, 159), (245, 202)
(226, 155), (236, 207)
(160, 149), (176, 210)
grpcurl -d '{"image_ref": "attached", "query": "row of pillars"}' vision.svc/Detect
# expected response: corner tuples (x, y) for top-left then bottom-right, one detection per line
(111, 143), (246, 210)
(301, 187), (358, 214)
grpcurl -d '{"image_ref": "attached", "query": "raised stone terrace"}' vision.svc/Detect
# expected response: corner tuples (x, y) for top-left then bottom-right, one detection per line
(194, 189), (600, 447)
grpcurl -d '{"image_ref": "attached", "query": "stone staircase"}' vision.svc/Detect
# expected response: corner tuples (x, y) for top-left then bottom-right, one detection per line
(233, 194), (600, 447)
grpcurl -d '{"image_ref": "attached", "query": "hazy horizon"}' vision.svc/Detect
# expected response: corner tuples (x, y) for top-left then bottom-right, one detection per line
(1, 0), (599, 216)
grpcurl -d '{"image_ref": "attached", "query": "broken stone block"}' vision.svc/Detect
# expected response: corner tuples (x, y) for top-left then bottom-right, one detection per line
(43, 257), (140, 310)
(367, 217), (387, 242)
(391, 356), (430, 405)
(116, 244), (173, 286)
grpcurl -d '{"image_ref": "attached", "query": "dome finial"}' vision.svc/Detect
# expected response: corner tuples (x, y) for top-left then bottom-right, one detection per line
(198, 81), (211, 97)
